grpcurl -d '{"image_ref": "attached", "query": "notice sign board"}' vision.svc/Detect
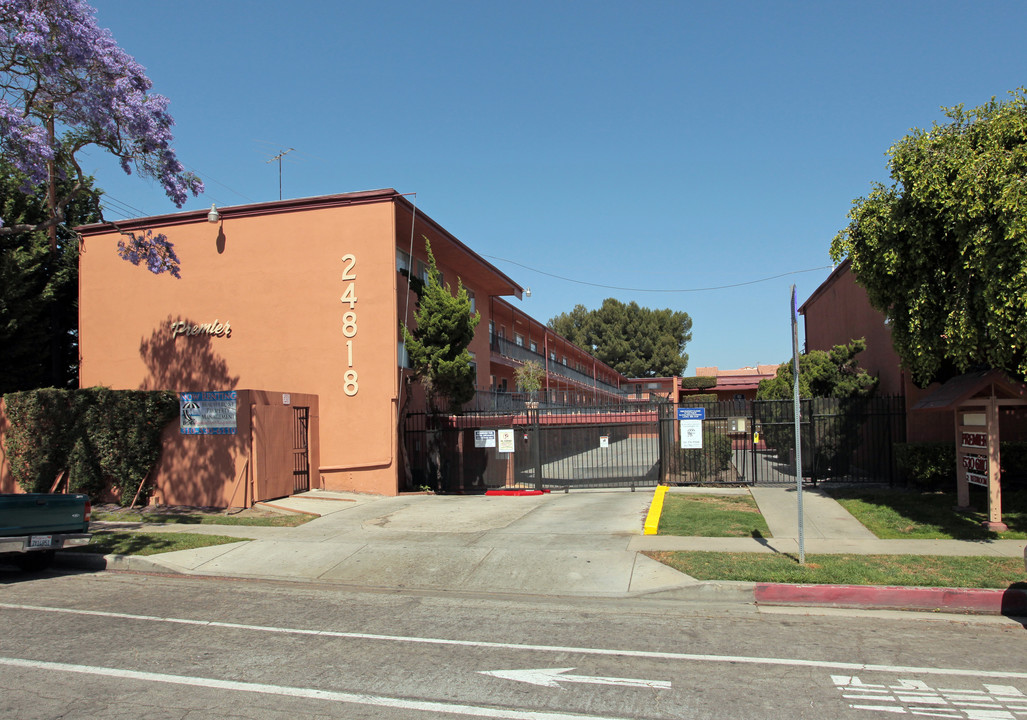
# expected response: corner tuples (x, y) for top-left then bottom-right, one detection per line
(497, 429), (515, 453)
(680, 420), (703, 449)
(679, 407), (705, 449)
(474, 430), (497, 448)
(180, 391), (237, 435)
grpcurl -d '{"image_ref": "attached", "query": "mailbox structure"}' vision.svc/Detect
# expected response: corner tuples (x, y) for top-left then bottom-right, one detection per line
(913, 370), (1027, 531)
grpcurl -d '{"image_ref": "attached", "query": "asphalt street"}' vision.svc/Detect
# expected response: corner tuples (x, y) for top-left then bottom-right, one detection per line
(0, 572), (1024, 720)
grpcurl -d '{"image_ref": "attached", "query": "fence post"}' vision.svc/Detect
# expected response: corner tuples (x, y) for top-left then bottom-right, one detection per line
(530, 407), (543, 491)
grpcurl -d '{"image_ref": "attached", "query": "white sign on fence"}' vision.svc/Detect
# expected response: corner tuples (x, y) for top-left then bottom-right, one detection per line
(680, 419), (703, 449)
(498, 429), (515, 453)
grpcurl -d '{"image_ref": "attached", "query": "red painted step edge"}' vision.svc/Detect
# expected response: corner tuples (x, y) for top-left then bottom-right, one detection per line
(484, 489), (551, 496)
(754, 583), (1027, 615)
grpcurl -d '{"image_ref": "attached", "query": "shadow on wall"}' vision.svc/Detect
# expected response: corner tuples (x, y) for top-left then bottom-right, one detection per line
(139, 315), (240, 392)
(138, 316), (245, 507)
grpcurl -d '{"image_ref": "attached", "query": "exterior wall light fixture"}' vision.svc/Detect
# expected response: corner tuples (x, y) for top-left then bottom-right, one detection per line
(207, 204), (220, 223)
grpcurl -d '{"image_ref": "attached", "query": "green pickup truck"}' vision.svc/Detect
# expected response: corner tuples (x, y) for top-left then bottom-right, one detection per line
(0, 494), (92, 570)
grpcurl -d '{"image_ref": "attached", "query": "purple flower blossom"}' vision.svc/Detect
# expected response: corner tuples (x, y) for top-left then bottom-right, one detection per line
(0, 0), (202, 273)
(116, 229), (181, 279)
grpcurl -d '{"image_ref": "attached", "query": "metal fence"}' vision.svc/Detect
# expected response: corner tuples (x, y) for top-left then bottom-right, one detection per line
(403, 396), (906, 492)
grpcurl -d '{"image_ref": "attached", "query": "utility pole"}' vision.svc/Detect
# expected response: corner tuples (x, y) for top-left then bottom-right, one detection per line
(267, 148), (294, 200)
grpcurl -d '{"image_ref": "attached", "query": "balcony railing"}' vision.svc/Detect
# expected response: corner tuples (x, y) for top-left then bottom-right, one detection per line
(489, 335), (628, 396)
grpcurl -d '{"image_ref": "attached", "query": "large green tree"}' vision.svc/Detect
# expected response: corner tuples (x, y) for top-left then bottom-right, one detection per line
(403, 239), (480, 413)
(548, 299), (691, 377)
(831, 89), (1027, 385)
(0, 162), (102, 393)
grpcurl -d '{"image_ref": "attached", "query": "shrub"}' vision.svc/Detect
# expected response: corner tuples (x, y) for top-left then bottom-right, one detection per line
(3, 387), (178, 503)
(683, 394), (718, 404)
(894, 442), (955, 490)
(679, 376), (717, 390)
(678, 430), (732, 480)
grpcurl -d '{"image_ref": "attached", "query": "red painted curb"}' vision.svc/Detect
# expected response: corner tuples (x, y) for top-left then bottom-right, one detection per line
(484, 489), (551, 496)
(753, 583), (1027, 615)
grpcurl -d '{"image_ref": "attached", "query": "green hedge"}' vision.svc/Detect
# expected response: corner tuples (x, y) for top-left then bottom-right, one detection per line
(895, 441), (1027, 490)
(3, 387), (178, 504)
(683, 394), (719, 404)
(679, 376), (717, 390)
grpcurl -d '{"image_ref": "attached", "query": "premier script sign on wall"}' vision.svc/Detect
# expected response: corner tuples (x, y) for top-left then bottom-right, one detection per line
(170, 319), (231, 338)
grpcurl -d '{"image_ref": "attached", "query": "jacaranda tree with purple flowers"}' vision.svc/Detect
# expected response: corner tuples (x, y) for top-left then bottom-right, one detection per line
(0, 0), (201, 274)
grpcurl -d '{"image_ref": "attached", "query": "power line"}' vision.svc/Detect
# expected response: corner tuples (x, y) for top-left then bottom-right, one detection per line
(482, 255), (834, 293)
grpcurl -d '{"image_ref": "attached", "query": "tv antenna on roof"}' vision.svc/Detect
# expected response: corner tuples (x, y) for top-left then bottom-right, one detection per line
(266, 148), (294, 200)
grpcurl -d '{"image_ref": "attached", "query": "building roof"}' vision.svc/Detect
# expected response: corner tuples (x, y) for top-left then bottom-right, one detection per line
(797, 258), (850, 316)
(77, 188), (524, 300)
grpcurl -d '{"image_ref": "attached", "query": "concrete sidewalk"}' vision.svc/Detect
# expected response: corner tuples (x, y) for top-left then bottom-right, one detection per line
(68, 485), (1027, 616)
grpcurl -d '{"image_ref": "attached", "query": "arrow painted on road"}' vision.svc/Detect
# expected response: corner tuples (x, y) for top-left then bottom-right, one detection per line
(480, 667), (671, 690)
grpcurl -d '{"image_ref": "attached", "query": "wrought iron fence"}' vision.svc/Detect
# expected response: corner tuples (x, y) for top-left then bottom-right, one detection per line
(403, 396), (906, 492)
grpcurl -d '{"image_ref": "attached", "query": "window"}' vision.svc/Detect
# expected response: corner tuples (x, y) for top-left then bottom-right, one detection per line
(396, 249), (411, 273)
(515, 333), (524, 347)
(468, 351), (477, 378)
(416, 260), (440, 287)
(562, 356), (567, 366)
(467, 290), (475, 313)
(498, 326), (506, 339)
(549, 351), (556, 362)
(529, 341), (537, 353)
(489, 321), (494, 342)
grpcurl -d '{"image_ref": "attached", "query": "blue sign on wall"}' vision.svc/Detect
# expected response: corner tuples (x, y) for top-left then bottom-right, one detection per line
(677, 407), (706, 420)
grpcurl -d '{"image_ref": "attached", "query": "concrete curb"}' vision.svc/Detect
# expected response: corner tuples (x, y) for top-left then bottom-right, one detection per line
(754, 583), (1027, 615)
(55, 551), (181, 574)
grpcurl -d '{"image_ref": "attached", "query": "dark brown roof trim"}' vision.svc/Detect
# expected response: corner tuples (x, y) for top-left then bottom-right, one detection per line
(76, 188), (403, 235)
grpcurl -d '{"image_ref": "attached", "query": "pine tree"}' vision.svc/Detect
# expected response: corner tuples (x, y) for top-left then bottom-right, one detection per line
(403, 238), (480, 413)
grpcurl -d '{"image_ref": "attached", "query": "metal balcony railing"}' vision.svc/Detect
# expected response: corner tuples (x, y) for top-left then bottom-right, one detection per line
(489, 335), (629, 396)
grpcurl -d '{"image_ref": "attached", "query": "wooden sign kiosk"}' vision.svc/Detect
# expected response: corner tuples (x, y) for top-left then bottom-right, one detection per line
(913, 370), (1027, 532)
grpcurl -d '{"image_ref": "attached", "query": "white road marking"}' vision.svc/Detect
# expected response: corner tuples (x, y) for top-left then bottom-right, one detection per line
(479, 668), (671, 690)
(2, 603), (1026, 681)
(833, 676), (1027, 718)
(0, 656), (637, 720)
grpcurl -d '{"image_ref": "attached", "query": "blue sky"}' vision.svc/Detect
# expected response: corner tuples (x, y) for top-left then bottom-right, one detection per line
(84, 0), (1027, 373)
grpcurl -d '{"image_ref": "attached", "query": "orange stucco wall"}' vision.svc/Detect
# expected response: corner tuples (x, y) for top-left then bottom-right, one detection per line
(78, 192), (522, 500)
(80, 199), (400, 495)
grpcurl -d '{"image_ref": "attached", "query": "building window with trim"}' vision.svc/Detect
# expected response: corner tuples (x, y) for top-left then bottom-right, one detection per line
(529, 341), (537, 353)
(467, 290), (476, 314)
(515, 333), (524, 347)
(396, 249), (411, 273)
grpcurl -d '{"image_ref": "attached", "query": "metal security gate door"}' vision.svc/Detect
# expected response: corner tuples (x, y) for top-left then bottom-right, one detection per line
(658, 401), (753, 485)
(292, 407), (310, 493)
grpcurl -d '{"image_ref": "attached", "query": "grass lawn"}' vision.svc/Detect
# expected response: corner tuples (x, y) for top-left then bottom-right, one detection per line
(644, 550), (1026, 589)
(67, 531), (249, 556)
(826, 486), (1027, 540)
(92, 509), (316, 527)
(657, 493), (772, 538)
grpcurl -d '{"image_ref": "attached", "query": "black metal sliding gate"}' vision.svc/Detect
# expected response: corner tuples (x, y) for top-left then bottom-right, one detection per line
(403, 403), (662, 493)
(403, 396), (905, 493)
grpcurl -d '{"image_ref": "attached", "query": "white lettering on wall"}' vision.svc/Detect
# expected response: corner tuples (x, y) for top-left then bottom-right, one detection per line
(341, 254), (358, 396)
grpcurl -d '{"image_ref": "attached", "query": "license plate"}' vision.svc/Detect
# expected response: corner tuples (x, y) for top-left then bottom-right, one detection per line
(29, 535), (53, 547)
